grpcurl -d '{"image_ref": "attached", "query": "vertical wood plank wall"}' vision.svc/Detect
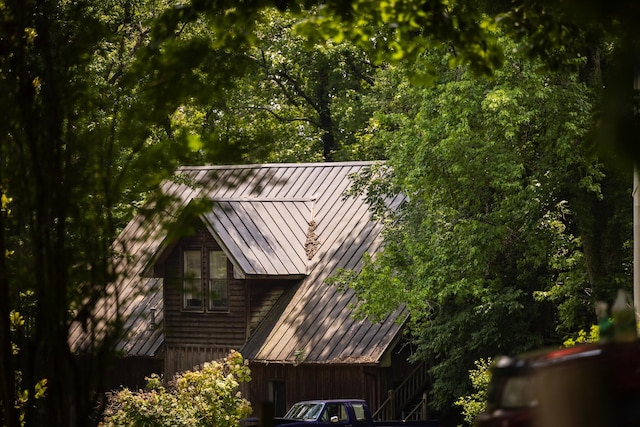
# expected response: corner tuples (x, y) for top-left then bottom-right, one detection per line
(164, 344), (237, 377)
(245, 364), (387, 418)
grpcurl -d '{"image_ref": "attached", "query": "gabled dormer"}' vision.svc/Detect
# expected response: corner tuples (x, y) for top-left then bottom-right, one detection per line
(164, 222), (234, 314)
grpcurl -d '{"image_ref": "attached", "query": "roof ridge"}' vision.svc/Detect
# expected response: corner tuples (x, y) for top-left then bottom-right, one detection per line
(212, 197), (314, 202)
(177, 161), (382, 172)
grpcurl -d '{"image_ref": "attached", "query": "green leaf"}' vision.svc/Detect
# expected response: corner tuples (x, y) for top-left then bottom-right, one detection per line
(187, 134), (203, 151)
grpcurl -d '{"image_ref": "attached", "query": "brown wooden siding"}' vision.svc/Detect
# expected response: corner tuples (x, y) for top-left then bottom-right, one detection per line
(108, 357), (164, 390)
(247, 279), (289, 335)
(164, 344), (236, 377)
(244, 364), (388, 419)
(80, 355), (163, 391)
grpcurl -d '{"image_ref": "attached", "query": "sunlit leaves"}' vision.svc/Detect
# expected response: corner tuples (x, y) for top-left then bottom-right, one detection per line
(9, 307), (48, 426)
(454, 358), (492, 426)
(9, 311), (24, 331)
(1, 192), (11, 216)
(334, 31), (626, 411)
(104, 351), (252, 427)
(297, 0), (504, 77)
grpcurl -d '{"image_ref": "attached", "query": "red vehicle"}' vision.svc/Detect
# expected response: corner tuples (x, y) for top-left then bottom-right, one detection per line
(475, 340), (640, 427)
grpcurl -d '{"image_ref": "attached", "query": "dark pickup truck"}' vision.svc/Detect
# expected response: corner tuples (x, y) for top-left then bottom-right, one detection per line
(274, 399), (440, 427)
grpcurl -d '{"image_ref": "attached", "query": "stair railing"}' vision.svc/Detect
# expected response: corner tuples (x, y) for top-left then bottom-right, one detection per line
(372, 363), (429, 420)
(402, 392), (429, 420)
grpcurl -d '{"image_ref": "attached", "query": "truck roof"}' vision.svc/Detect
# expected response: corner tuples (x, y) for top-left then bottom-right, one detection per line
(290, 399), (367, 404)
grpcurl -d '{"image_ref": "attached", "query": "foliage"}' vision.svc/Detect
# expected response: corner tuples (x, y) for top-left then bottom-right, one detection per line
(331, 31), (631, 412)
(0, 0), (253, 425)
(103, 351), (252, 427)
(563, 325), (599, 348)
(290, 0), (640, 165)
(181, 8), (381, 163)
(454, 358), (492, 427)
(296, 0), (503, 77)
(7, 300), (48, 427)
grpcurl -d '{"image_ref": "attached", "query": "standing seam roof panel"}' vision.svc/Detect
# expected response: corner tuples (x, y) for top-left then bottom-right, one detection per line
(311, 221), (383, 361)
(250, 201), (309, 272)
(280, 206), (380, 358)
(281, 166), (315, 199)
(204, 206), (269, 275)
(203, 200), (310, 276)
(227, 201), (289, 274)
(252, 173), (380, 361)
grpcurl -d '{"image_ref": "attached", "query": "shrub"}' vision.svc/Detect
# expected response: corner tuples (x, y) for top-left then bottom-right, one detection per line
(454, 358), (492, 427)
(103, 350), (252, 427)
(563, 325), (599, 347)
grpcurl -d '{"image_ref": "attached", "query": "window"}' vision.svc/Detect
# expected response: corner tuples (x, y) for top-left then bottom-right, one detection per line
(284, 403), (323, 421)
(321, 404), (348, 423)
(352, 404), (367, 422)
(208, 250), (228, 310)
(182, 248), (228, 311)
(183, 250), (203, 309)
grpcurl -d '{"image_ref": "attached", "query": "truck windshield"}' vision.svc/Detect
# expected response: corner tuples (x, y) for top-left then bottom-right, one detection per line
(284, 403), (324, 420)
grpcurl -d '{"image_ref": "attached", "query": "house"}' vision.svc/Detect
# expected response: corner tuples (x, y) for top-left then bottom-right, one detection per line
(69, 161), (430, 419)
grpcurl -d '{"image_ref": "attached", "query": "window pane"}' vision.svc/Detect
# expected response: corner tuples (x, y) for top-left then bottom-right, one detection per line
(209, 251), (227, 279)
(322, 404), (347, 422)
(208, 251), (228, 310)
(183, 250), (202, 309)
(353, 404), (367, 422)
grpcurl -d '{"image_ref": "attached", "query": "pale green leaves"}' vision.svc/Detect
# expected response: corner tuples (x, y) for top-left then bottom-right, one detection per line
(103, 351), (252, 427)
(329, 29), (614, 410)
(187, 134), (203, 151)
(454, 358), (493, 426)
(297, 0), (503, 76)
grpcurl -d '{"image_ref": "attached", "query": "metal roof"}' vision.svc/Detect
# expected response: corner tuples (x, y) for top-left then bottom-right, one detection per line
(202, 199), (311, 277)
(69, 162), (405, 364)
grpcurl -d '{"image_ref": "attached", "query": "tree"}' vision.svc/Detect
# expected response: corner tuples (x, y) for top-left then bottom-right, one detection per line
(189, 9), (380, 163)
(291, 0), (640, 164)
(0, 1), (252, 425)
(331, 33), (631, 412)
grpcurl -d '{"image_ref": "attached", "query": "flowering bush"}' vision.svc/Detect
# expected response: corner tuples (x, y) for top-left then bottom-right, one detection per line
(103, 350), (252, 427)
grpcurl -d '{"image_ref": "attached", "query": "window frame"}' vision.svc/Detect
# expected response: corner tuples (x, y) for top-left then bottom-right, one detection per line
(180, 246), (229, 313)
(182, 249), (204, 312)
(207, 249), (229, 311)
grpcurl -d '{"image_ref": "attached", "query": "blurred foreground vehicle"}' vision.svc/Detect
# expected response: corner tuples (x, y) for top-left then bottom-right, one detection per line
(475, 340), (640, 427)
(476, 290), (640, 427)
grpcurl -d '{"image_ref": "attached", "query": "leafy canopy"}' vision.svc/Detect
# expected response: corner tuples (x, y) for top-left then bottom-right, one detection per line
(331, 31), (630, 410)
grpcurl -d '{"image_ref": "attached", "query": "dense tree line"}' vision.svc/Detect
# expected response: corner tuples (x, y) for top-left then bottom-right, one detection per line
(332, 34), (631, 412)
(1, 0), (639, 425)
